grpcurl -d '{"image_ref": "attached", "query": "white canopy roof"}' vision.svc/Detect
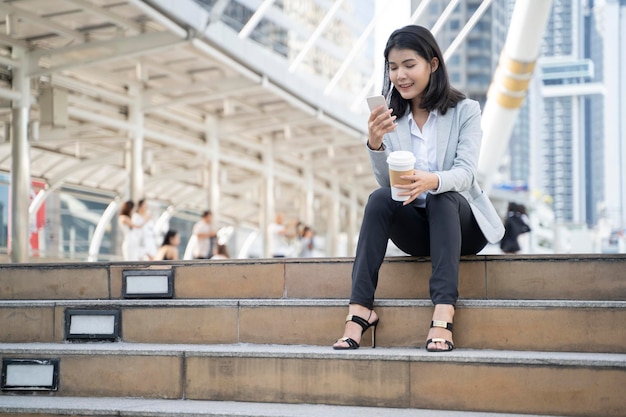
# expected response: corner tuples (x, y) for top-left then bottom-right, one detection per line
(0, 0), (378, 233)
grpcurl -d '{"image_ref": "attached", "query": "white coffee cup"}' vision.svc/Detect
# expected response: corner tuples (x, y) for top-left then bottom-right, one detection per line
(387, 151), (416, 201)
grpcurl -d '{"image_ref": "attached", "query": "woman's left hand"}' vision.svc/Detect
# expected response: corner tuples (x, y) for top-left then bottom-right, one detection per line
(395, 171), (439, 205)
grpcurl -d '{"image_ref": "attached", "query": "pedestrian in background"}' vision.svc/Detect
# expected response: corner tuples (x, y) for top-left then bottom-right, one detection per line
(299, 226), (315, 257)
(500, 202), (531, 254)
(192, 210), (217, 259)
(154, 229), (180, 260)
(133, 198), (157, 260)
(118, 200), (142, 261)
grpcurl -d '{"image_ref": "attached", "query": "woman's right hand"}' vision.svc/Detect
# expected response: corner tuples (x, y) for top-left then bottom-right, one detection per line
(367, 106), (396, 149)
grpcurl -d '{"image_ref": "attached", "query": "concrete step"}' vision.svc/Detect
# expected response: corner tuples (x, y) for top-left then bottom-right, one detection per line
(0, 396), (572, 417)
(1, 255), (625, 302)
(1, 299), (624, 353)
(0, 343), (624, 416)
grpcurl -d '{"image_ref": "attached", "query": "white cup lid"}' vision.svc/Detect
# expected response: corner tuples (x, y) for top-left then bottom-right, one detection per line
(387, 151), (416, 166)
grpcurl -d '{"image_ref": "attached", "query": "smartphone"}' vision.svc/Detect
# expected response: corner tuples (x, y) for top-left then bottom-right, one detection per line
(366, 95), (388, 112)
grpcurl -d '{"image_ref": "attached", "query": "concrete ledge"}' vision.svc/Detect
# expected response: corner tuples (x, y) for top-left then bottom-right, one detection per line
(0, 396), (563, 417)
(1, 255), (625, 301)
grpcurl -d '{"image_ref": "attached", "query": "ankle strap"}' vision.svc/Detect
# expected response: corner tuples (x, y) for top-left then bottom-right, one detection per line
(431, 320), (453, 331)
(345, 314), (370, 331)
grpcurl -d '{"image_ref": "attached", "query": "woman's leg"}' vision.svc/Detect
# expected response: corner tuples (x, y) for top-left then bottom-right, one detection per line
(334, 188), (424, 348)
(423, 192), (487, 350)
(349, 188), (425, 308)
(426, 192), (487, 304)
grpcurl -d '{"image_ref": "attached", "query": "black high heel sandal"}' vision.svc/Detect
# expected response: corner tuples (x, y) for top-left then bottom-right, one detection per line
(333, 311), (379, 350)
(425, 320), (454, 352)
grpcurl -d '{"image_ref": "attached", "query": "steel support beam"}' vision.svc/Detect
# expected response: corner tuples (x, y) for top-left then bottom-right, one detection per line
(324, 2), (396, 96)
(87, 198), (120, 262)
(289, 0), (345, 72)
(239, 0), (275, 39)
(443, 0), (493, 61)
(28, 32), (185, 77)
(431, 0), (461, 36)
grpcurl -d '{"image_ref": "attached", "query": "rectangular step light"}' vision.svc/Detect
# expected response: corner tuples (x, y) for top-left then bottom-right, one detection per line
(122, 269), (174, 299)
(1, 359), (59, 391)
(65, 309), (120, 341)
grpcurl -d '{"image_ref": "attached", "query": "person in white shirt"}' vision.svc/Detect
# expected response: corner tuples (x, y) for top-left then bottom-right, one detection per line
(133, 199), (157, 260)
(118, 200), (143, 261)
(192, 210), (217, 259)
(267, 212), (293, 257)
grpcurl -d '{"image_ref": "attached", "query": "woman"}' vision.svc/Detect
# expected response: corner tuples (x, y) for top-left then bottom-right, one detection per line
(299, 226), (315, 258)
(154, 230), (180, 261)
(211, 243), (230, 259)
(333, 25), (504, 352)
(118, 200), (142, 261)
(133, 199), (156, 260)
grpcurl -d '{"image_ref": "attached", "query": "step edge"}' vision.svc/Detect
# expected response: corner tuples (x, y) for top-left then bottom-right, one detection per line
(1, 342), (624, 367)
(0, 396), (565, 417)
(1, 299), (625, 308)
(1, 253), (625, 269)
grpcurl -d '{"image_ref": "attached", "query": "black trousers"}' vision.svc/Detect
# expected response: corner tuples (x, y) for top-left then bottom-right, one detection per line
(350, 188), (487, 309)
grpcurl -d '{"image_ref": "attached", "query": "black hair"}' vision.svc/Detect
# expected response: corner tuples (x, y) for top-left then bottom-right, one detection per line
(161, 229), (178, 246)
(119, 200), (134, 217)
(381, 25), (465, 117)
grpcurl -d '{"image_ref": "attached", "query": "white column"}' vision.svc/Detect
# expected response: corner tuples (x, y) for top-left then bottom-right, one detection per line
(10, 47), (30, 263)
(478, 0), (554, 192)
(262, 136), (275, 258)
(128, 83), (144, 201)
(347, 188), (358, 256)
(301, 160), (314, 227)
(571, 96), (584, 223)
(206, 116), (220, 221)
(616, 2), (626, 229)
(326, 170), (340, 256)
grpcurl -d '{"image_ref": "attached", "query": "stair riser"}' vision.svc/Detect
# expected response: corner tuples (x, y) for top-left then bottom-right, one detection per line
(2, 257), (625, 301)
(2, 305), (624, 353)
(0, 352), (623, 417)
(188, 356), (625, 417)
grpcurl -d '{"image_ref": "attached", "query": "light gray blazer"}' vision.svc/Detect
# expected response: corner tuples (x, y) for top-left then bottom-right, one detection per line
(368, 98), (505, 244)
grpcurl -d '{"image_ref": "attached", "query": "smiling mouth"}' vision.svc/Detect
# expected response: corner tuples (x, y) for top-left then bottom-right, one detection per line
(398, 83), (414, 89)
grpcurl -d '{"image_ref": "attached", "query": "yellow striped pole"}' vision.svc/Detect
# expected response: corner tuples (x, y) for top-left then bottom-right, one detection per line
(478, 0), (553, 191)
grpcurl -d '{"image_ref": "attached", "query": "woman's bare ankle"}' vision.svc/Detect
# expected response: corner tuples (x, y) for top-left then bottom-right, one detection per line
(348, 303), (376, 322)
(432, 304), (454, 321)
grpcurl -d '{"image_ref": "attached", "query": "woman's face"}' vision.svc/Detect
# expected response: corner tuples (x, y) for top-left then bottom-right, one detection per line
(172, 234), (180, 245)
(387, 47), (438, 104)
